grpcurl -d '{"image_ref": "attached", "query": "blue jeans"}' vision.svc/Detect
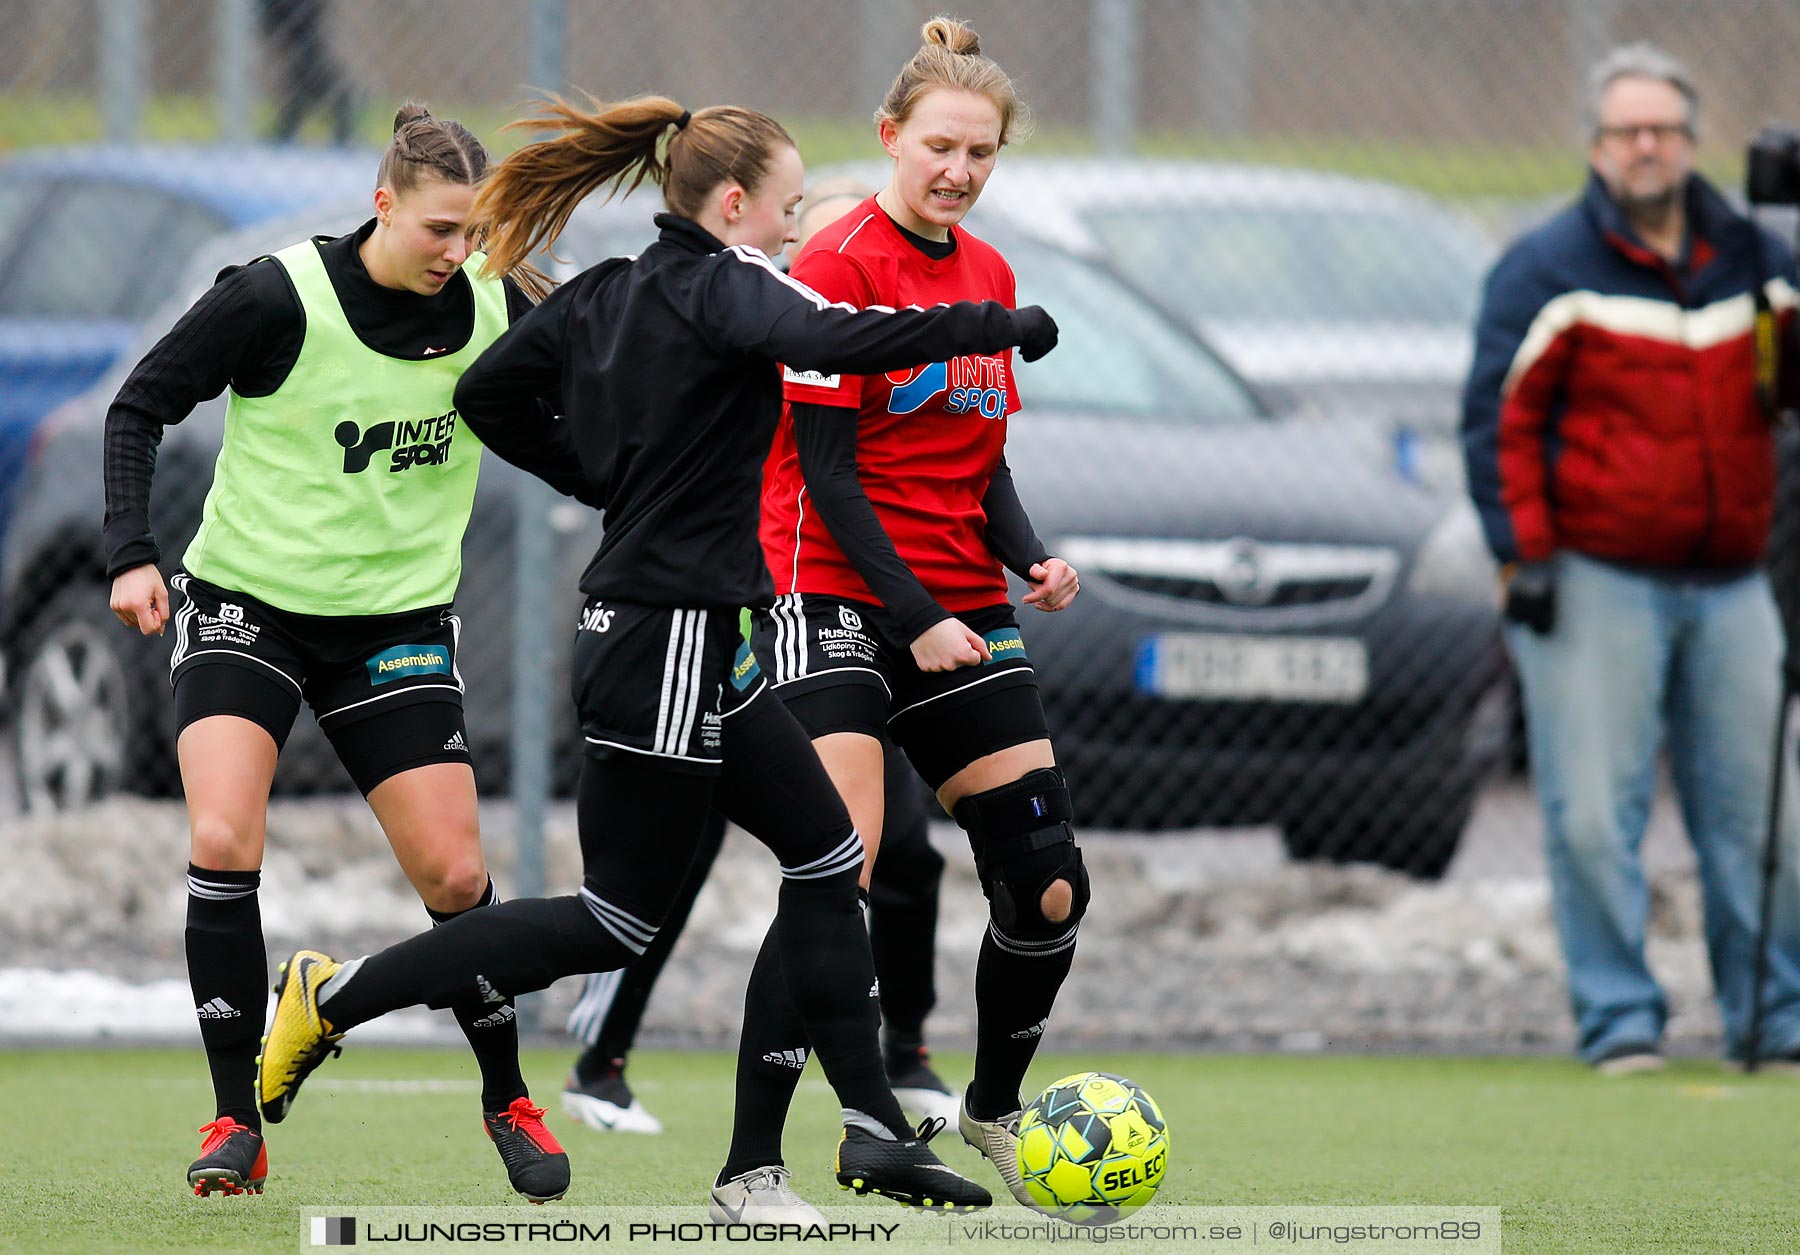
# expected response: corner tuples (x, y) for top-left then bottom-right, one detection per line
(1507, 553), (1800, 1062)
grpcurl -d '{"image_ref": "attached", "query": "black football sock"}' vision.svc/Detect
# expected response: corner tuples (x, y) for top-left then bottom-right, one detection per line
(773, 866), (911, 1139)
(966, 928), (1077, 1120)
(324, 754), (704, 1042)
(319, 894), (640, 1030)
(573, 1041), (626, 1088)
(707, 692), (906, 1153)
(185, 864), (266, 1131)
(868, 813), (944, 1064)
(719, 922), (812, 1180)
(570, 807), (728, 1070)
(427, 878), (527, 1113)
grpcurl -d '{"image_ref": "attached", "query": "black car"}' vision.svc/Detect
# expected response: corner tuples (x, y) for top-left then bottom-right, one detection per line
(4, 196), (1506, 877)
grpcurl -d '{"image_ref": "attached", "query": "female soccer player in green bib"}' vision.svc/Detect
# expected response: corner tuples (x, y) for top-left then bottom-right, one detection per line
(103, 105), (584, 1203)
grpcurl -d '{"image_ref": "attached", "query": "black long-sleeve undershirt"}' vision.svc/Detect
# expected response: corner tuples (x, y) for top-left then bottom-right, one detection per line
(102, 219), (579, 578)
(982, 455), (1052, 580)
(792, 401), (1049, 644)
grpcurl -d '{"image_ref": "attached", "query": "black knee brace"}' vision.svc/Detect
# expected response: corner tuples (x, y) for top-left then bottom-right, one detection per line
(952, 767), (1090, 950)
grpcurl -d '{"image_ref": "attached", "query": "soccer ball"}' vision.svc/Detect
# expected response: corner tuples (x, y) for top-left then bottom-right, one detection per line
(1015, 1071), (1169, 1225)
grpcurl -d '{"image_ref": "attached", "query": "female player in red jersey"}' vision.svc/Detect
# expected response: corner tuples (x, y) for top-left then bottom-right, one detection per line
(743, 16), (1085, 1210)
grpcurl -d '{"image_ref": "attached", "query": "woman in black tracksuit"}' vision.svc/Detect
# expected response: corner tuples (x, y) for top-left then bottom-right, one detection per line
(254, 94), (1056, 1213)
(558, 182), (962, 1142)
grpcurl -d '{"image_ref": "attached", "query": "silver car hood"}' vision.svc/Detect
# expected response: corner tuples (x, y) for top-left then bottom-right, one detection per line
(1003, 412), (1442, 553)
(1203, 322), (1473, 386)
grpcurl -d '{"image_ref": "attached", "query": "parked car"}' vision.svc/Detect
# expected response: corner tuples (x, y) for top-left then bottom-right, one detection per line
(6, 192), (1506, 877)
(0, 145), (377, 542)
(821, 159), (1497, 493)
(565, 206), (1509, 874)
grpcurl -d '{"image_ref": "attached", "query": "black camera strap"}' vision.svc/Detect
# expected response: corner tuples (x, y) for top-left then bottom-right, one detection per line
(1751, 226), (1785, 423)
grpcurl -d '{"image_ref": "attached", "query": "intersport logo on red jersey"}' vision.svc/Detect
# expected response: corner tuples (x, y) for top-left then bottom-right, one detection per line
(885, 354), (1008, 419)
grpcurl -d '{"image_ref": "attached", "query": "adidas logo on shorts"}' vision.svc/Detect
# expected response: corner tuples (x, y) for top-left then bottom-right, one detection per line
(443, 730), (467, 753)
(475, 974), (506, 1005)
(762, 1048), (809, 1070)
(1010, 1017), (1050, 1040)
(195, 997), (241, 1020)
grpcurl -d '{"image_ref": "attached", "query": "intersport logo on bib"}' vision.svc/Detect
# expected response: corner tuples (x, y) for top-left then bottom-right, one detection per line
(335, 411), (459, 473)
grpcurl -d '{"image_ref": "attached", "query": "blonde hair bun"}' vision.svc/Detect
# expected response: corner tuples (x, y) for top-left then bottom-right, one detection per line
(923, 16), (981, 56)
(877, 15), (1031, 145)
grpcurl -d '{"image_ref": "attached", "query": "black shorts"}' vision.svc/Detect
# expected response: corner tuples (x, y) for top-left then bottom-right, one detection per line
(570, 599), (768, 774)
(168, 572), (471, 793)
(752, 594), (1048, 789)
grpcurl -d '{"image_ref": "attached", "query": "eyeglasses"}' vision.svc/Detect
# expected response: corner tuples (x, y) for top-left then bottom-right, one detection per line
(1597, 122), (1692, 144)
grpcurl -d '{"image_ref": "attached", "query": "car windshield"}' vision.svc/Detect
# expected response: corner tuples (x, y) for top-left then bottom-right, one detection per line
(0, 179), (227, 320)
(1081, 202), (1491, 325)
(998, 235), (1263, 424)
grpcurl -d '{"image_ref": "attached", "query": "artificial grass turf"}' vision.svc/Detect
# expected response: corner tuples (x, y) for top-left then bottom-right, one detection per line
(0, 1047), (1792, 1253)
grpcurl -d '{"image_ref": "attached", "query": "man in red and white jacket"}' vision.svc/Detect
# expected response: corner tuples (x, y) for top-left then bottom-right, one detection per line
(1463, 42), (1800, 1074)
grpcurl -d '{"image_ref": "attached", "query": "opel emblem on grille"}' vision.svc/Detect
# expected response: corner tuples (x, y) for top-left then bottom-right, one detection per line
(1216, 538), (1278, 605)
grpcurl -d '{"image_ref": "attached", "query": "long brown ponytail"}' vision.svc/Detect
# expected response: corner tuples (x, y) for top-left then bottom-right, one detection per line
(477, 94), (796, 284)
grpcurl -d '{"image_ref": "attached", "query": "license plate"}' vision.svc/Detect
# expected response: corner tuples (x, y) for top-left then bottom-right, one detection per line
(1135, 633), (1369, 703)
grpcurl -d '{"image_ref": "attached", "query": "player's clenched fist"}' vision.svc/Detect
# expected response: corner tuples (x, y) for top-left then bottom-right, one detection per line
(111, 563), (170, 636)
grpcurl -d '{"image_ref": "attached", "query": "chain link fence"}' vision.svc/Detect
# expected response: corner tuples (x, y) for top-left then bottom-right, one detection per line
(4, 0), (1800, 1049)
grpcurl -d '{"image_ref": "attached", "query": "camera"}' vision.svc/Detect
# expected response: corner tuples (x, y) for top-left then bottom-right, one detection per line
(1747, 124), (1800, 206)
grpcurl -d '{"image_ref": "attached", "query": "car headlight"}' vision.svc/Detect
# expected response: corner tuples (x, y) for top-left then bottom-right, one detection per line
(1405, 499), (1498, 602)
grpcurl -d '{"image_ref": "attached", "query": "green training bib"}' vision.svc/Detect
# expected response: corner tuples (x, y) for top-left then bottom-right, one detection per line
(183, 239), (508, 615)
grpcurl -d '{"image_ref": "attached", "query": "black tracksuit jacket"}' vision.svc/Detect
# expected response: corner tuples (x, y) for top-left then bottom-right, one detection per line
(454, 213), (1034, 611)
